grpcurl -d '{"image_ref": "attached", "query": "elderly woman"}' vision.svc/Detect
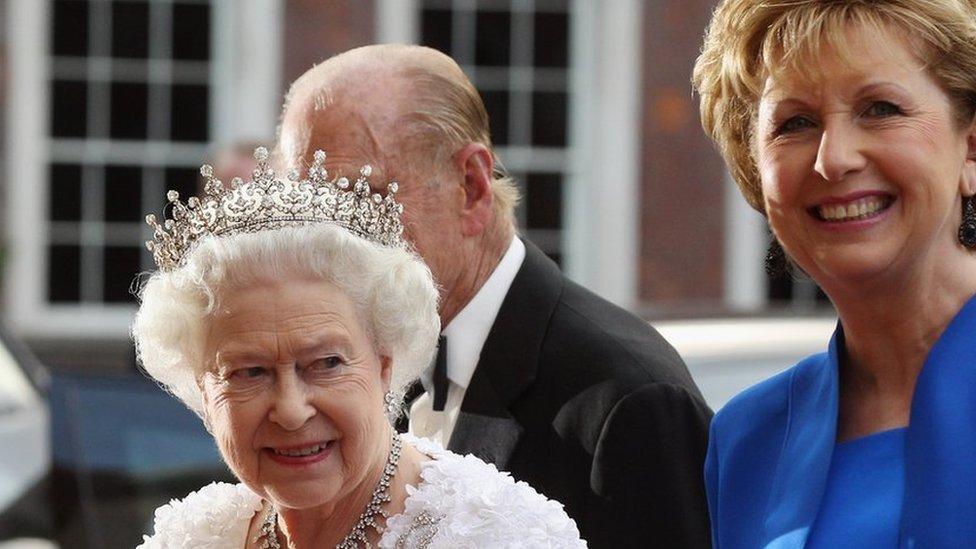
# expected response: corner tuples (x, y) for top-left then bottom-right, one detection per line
(694, 1), (976, 547)
(133, 149), (585, 548)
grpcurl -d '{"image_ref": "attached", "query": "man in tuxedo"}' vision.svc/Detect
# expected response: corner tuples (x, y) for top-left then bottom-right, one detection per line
(278, 44), (713, 548)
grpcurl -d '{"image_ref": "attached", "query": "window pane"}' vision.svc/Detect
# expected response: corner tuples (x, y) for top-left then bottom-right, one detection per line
(170, 85), (209, 142)
(172, 3), (211, 61)
(52, 0), (89, 57)
(421, 9), (452, 56)
(112, 1), (150, 59)
(164, 167), (201, 201)
(103, 246), (141, 303)
(104, 165), (142, 222)
(531, 91), (567, 147)
(51, 80), (88, 138)
(475, 11), (511, 67)
(525, 172), (562, 229)
(48, 245), (81, 303)
(481, 90), (510, 146)
(533, 12), (569, 68)
(50, 164), (84, 222)
(110, 82), (149, 139)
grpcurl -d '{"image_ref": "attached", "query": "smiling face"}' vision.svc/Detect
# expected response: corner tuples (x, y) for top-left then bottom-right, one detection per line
(755, 23), (976, 293)
(201, 277), (392, 510)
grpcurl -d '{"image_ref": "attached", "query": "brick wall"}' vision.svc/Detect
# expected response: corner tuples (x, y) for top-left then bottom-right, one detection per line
(639, 0), (728, 314)
(282, 0), (376, 91)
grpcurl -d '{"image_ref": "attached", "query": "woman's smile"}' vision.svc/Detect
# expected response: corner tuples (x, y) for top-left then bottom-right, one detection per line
(264, 439), (337, 466)
(809, 192), (896, 225)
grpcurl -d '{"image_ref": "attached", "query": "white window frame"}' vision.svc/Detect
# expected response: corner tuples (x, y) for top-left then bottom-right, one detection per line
(376, 0), (641, 309)
(4, 0), (282, 338)
(723, 171), (767, 311)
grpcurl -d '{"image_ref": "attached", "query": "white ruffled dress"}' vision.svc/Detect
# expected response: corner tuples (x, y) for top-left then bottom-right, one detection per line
(138, 435), (586, 548)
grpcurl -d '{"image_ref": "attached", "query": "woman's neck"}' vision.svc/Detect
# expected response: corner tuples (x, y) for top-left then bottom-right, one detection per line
(266, 436), (426, 548)
(828, 252), (976, 440)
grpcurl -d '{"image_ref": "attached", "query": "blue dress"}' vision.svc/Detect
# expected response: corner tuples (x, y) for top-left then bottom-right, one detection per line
(704, 294), (976, 548)
(806, 428), (906, 548)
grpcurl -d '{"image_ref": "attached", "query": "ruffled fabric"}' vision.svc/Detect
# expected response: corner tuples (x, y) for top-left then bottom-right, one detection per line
(139, 436), (585, 548)
(378, 435), (585, 548)
(137, 482), (263, 549)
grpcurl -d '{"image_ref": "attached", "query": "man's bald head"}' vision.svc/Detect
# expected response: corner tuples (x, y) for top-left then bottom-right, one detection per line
(278, 44), (518, 218)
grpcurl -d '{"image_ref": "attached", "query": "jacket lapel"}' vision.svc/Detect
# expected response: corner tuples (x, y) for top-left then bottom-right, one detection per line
(902, 293), (976, 547)
(447, 240), (563, 470)
(762, 328), (841, 548)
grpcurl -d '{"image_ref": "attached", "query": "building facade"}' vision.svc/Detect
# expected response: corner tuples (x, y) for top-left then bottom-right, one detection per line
(2, 0), (826, 370)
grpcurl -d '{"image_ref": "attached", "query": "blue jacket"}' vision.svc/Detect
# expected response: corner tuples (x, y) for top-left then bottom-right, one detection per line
(705, 295), (976, 548)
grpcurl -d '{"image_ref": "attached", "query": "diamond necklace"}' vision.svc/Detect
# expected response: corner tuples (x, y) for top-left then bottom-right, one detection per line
(259, 433), (403, 549)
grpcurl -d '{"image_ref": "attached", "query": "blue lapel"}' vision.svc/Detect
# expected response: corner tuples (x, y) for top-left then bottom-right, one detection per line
(901, 293), (976, 547)
(762, 328), (841, 548)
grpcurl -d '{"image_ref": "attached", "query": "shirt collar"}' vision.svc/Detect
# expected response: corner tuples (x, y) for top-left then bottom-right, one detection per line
(440, 237), (525, 389)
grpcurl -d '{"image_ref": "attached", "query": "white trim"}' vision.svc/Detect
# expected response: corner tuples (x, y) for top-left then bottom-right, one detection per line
(5, 0), (50, 337)
(212, 0), (282, 144)
(723, 171), (767, 311)
(377, 0), (419, 44)
(564, 0), (641, 309)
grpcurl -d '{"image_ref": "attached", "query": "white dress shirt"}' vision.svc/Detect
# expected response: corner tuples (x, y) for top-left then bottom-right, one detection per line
(408, 237), (526, 447)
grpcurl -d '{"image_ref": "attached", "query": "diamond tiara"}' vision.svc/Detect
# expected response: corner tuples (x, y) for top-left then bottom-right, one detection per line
(145, 147), (406, 272)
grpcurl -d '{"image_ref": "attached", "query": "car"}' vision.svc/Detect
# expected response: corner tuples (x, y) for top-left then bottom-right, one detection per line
(0, 329), (51, 548)
(0, 336), (231, 548)
(653, 316), (837, 411)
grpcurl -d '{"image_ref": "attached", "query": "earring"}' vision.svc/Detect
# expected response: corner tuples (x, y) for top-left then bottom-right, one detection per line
(764, 237), (790, 278)
(383, 391), (400, 418)
(959, 196), (976, 249)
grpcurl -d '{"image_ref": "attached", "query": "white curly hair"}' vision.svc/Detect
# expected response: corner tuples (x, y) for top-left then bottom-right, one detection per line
(131, 223), (440, 417)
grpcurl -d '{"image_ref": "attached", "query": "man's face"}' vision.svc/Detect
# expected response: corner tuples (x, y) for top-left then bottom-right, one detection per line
(278, 92), (465, 305)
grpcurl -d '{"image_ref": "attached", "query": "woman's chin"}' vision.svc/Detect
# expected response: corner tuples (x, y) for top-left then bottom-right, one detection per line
(807, 246), (901, 289)
(263, 480), (341, 511)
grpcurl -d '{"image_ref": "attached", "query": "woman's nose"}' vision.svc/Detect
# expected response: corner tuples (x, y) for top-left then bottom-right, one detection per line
(268, 369), (315, 430)
(814, 120), (866, 182)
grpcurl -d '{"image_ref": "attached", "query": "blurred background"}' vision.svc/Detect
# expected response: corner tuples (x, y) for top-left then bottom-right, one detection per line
(0, 0), (836, 547)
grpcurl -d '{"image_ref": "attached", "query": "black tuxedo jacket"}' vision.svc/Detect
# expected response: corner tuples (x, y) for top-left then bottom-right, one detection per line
(441, 241), (713, 548)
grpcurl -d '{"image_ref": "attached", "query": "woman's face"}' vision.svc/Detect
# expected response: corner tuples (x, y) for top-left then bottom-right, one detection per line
(201, 277), (392, 510)
(755, 24), (976, 292)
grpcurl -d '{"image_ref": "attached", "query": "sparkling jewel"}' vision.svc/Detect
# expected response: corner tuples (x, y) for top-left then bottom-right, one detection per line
(259, 434), (403, 549)
(144, 148), (406, 272)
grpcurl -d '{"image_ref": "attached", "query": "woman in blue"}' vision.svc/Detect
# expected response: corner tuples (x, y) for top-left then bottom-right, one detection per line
(693, 1), (976, 547)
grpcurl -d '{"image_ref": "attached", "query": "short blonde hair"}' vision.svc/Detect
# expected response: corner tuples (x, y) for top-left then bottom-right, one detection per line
(132, 224), (440, 416)
(693, 0), (976, 213)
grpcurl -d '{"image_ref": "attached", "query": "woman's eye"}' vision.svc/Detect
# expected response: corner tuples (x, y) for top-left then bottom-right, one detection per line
(309, 356), (344, 371)
(775, 116), (814, 135)
(232, 366), (267, 380)
(863, 101), (901, 118)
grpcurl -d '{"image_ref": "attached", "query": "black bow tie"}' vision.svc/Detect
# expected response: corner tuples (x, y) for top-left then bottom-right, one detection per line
(397, 336), (449, 433)
(431, 335), (449, 411)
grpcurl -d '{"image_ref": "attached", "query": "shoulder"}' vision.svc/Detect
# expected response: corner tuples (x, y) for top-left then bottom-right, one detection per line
(386, 436), (586, 548)
(137, 482), (263, 549)
(709, 353), (831, 470)
(547, 279), (693, 387)
(710, 351), (830, 456)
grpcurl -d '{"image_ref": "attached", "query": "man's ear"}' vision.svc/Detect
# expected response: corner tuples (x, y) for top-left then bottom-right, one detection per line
(962, 119), (976, 197)
(453, 143), (495, 237)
